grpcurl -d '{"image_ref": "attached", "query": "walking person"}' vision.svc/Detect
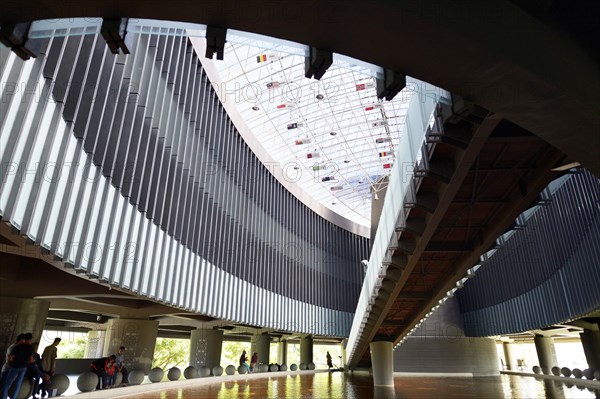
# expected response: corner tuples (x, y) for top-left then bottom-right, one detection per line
(41, 338), (61, 378)
(326, 351), (333, 370)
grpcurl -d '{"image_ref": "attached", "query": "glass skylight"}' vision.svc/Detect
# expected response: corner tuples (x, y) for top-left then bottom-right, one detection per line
(206, 42), (416, 227)
(205, 39), (417, 228)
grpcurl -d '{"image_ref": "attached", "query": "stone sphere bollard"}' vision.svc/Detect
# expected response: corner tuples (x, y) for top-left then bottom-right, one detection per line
(561, 367), (572, 377)
(149, 367), (164, 383)
(551, 367), (561, 376)
(168, 367), (181, 381)
(299, 363), (307, 370)
(48, 373), (70, 396)
(114, 371), (123, 386)
(258, 364), (269, 373)
(582, 368), (594, 379)
(270, 364), (279, 372)
(77, 371), (99, 392)
(198, 366), (211, 377)
(572, 368), (583, 379)
(290, 364), (298, 371)
(594, 370), (600, 380)
(280, 364), (288, 371)
(212, 366), (224, 376)
(237, 365), (248, 374)
(307, 362), (316, 370)
(225, 365), (236, 375)
(10, 376), (33, 399)
(532, 366), (541, 374)
(129, 370), (145, 385)
(184, 366), (198, 379)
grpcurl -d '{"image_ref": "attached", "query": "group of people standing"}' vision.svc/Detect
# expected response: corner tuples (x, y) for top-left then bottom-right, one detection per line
(0, 334), (61, 399)
(89, 346), (129, 390)
(239, 350), (259, 373)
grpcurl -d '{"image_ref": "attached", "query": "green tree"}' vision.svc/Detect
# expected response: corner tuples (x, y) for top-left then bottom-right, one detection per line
(220, 341), (251, 367)
(152, 338), (190, 370)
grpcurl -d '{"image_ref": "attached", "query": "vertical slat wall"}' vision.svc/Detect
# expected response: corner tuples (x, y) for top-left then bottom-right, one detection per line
(457, 170), (600, 336)
(0, 31), (370, 337)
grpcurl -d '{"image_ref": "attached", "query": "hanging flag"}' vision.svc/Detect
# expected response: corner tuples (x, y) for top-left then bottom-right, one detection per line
(312, 164), (322, 171)
(321, 176), (336, 182)
(365, 103), (383, 111)
(307, 152), (320, 159)
(379, 151), (390, 158)
(330, 185), (343, 191)
(266, 81), (280, 90)
(295, 138), (311, 145)
(256, 54), (282, 63)
(287, 122), (303, 130)
(372, 120), (388, 127)
(356, 82), (375, 91)
(375, 137), (392, 144)
(383, 163), (393, 169)
(277, 103), (296, 110)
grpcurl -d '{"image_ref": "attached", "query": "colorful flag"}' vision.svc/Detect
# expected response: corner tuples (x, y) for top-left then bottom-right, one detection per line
(256, 54), (281, 63)
(266, 81), (280, 89)
(356, 82), (376, 91)
(330, 185), (343, 191)
(321, 176), (335, 182)
(312, 164), (322, 171)
(277, 103), (296, 110)
(307, 152), (320, 159)
(365, 103), (383, 111)
(383, 163), (393, 169)
(287, 122), (303, 130)
(379, 151), (390, 157)
(372, 120), (388, 127)
(295, 138), (311, 145)
(375, 137), (392, 144)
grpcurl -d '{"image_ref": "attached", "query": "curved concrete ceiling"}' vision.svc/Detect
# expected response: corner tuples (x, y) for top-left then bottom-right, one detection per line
(2, 1), (598, 175)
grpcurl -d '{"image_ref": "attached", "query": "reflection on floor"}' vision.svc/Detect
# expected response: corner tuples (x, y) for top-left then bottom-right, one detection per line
(118, 373), (600, 399)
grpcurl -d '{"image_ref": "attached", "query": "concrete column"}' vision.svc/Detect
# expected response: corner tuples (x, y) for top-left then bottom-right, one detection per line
(580, 329), (600, 370)
(190, 329), (224, 369)
(370, 341), (394, 386)
(300, 335), (313, 365)
(277, 341), (287, 365)
(341, 340), (347, 368)
(502, 342), (516, 371)
(0, 297), (50, 359)
(252, 333), (270, 365)
(85, 330), (106, 359)
(534, 335), (557, 375)
(103, 319), (159, 374)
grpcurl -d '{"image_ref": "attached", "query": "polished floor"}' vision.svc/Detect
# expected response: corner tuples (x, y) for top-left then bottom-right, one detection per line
(117, 373), (600, 399)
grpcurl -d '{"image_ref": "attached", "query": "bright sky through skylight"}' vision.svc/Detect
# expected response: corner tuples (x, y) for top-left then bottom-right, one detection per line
(207, 37), (416, 228)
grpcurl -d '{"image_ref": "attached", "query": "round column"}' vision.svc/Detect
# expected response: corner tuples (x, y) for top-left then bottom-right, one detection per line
(300, 335), (313, 365)
(502, 342), (516, 371)
(534, 335), (557, 375)
(370, 341), (394, 387)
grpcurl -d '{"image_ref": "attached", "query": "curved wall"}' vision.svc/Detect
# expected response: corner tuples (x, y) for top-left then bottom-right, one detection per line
(457, 170), (600, 336)
(0, 30), (369, 336)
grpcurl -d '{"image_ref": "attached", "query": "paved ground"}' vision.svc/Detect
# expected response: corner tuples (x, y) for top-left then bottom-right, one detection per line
(67, 371), (600, 399)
